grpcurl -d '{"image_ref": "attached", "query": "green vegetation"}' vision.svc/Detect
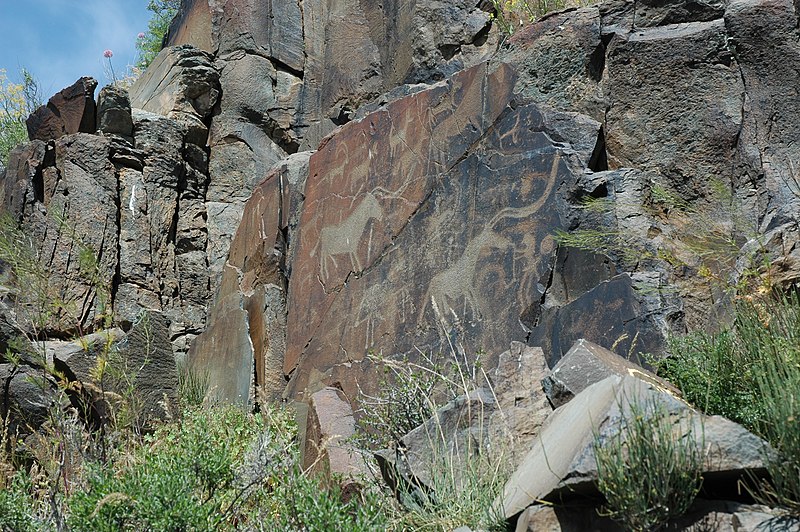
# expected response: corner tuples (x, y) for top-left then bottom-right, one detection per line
(0, 68), (41, 166)
(654, 291), (800, 515)
(358, 348), (507, 531)
(136, 0), (181, 69)
(490, 0), (594, 35)
(594, 396), (704, 531)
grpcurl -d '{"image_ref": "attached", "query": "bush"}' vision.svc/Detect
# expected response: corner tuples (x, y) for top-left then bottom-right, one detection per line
(0, 68), (41, 165)
(594, 395), (703, 531)
(136, 1), (180, 69)
(66, 405), (292, 530)
(654, 290), (800, 515)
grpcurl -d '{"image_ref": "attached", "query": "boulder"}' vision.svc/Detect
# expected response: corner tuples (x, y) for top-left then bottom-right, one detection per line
(0, 363), (59, 438)
(49, 311), (177, 425)
(129, 45), (219, 146)
(26, 77), (98, 142)
(96, 84), (133, 139)
(498, 375), (768, 519)
(541, 338), (678, 408)
(376, 343), (552, 495)
(303, 387), (366, 495)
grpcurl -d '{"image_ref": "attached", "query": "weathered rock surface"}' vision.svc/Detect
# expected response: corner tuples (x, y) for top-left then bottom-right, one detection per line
(26, 77), (98, 142)
(303, 387), (366, 493)
(0, 364), (59, 438)
(96, 84), (133, 139)
(168, 0), (499, 152)
(1, 75), (217, 354)
(47, 311), (177, 424)
(189, 152), (311, 403)
(541, 338), (678, 408)
(498, 375), (768, 519)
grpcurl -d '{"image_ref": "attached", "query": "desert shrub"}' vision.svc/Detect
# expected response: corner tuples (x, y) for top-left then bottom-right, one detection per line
(594, 396), (703, 531)
(136, 1), (180, 69)
(276, 475), (389, 531)
(0, 471), (36, 531)
(0, 68), (41, 166)
(652, 331), (763, 430)
(67, 404), (294, 530)
(654, 290), (800, 515)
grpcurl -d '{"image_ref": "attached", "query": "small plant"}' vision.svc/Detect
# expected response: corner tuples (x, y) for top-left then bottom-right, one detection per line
(594, 395), (703, 531)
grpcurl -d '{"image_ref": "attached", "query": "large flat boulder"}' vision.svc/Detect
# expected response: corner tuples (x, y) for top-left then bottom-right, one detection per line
(541, 338), (678, 408)
(498, 375), (768, 519)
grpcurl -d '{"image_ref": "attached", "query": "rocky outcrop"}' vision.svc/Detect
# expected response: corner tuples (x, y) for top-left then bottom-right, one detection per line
(26, 77), (98, 142)
(168, 0), (498, 151)
(2, 55), (220, 353)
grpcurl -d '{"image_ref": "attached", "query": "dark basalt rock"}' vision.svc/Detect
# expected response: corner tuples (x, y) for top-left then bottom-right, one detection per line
(26, 77), (97, 142)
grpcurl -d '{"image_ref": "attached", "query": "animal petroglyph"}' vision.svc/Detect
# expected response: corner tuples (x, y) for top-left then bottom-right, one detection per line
(421, 153), (561, 326)
(312, 192), (385, 287)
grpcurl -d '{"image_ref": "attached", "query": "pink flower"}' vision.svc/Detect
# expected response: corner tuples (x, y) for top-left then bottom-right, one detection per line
(103, 49), (113, 58)
(137, 32), (146, 39)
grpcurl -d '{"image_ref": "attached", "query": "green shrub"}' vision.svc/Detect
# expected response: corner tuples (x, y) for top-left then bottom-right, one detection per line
(136, 1), (180, 69)
(0, 471), (36, 531)
(654, 291), (800, 515)
(0, 68), (41, 166)
(594, 396), (703, 531)
(652, 331), (763, 430)
(67, 405), (283, 530)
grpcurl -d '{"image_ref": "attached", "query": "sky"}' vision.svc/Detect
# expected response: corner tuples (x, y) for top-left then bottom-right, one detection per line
(0, 0), (152, 99)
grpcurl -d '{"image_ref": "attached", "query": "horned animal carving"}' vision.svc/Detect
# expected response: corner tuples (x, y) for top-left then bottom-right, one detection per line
(313, 192), (385, 286)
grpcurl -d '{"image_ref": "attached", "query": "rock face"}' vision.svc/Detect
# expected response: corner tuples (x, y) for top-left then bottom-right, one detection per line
(168, 0), (499, 151)
(26, 77), (98, 142)
(2, 8), (800, 530)
(2, 59), (219, 354)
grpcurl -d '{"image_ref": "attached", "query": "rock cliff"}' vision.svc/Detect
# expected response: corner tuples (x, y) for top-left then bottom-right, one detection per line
(1, 0), (799, 485)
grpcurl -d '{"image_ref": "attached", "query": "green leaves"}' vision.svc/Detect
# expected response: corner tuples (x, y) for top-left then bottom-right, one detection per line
(594, 397), (703, 531)
(135, 1), (180, 69)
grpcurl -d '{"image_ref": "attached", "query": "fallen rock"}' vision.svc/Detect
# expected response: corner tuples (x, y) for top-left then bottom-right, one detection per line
(303, 387), (366, 496)
(376, 343), (551, 496)
(0, 363), (59, 438)
(498, 375), (768, 519)
(541, 338), (678, 408)
(26, 77), (98, 142)
(48, 311), (177, 425)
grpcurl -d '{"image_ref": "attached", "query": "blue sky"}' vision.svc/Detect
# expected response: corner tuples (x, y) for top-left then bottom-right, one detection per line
(0, 0), (152, 98)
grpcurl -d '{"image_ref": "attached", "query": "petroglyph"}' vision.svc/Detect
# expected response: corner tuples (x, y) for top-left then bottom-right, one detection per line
(420, 153), (561, 325)
(312, 192), (385, 287)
